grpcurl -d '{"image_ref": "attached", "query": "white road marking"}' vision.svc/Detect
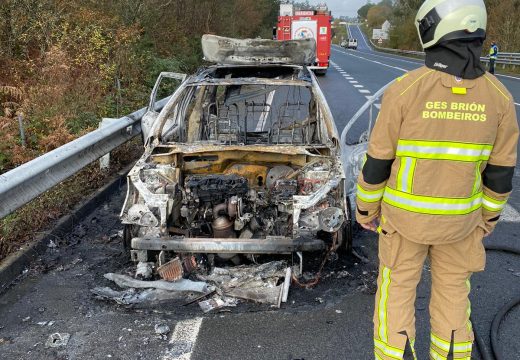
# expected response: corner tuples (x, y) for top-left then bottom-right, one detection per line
(500, 204), (520, 222)
(354, 85), (364, 88)
(333, 48), (408, 73)
(375, 104), (381, 109)
(349, 80), (358, 84)
(163, 317), (203, 360)
(497, 73), (520, 81)
(362, 49), (423, 65)
(359, 89), (371, 93)
(515, 103), (520, 107)
(365, 96), (373, 100)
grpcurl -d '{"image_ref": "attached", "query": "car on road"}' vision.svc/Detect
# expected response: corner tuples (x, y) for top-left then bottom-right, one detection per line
(120, 35), (352, 267)
(348, 38), (358, 50)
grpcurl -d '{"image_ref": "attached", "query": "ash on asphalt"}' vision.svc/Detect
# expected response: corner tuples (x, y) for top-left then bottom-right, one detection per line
(0, 187), (379, 359)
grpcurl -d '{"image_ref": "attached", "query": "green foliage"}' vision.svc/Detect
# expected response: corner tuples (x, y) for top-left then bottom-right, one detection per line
(332, 19), (348, 45)
(67, 112), (99, 134)
(358, 3), (375, 19)
(367, 4), (393, 28)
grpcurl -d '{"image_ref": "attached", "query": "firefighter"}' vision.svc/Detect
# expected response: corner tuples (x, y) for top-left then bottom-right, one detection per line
(489, 41), (498, 74)
(355, 0), (518, 359)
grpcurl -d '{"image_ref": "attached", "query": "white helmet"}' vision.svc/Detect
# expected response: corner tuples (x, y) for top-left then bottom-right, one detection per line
(415, 0), (487, 49)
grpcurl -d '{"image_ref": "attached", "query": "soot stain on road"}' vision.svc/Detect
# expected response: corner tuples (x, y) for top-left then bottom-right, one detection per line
(0, 187), (379, 359)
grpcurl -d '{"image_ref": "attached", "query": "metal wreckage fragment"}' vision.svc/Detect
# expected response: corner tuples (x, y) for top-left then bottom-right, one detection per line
(92, 261), (293, 310)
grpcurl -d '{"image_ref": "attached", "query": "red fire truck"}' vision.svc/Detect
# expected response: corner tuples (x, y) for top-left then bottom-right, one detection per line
(275, 3), (332, 75)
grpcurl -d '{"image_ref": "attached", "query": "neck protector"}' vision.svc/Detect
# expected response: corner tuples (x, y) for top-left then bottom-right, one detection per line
(425, 39), (485, 80)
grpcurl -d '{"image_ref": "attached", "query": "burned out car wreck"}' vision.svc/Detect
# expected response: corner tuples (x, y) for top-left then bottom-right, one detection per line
(120, 35), (350, 267)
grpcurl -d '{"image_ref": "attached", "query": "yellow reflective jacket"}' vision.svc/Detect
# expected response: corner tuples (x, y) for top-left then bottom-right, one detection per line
(356, 67), (519, 244)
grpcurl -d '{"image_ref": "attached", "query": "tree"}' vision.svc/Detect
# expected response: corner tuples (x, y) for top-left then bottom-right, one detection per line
(367, 5), (393, 28)
(358, 3), (375, 19)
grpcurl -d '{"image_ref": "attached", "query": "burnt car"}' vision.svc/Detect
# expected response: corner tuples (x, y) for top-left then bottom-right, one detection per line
(120, 35), (352, 266)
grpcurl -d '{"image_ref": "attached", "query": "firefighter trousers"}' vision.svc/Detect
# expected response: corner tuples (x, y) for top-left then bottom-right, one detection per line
(489, 58), (496, 74)
(373, 222), (486, 360)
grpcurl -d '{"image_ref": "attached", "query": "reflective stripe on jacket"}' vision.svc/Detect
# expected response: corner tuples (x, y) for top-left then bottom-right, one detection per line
(489, 45), (498, 59)
(356, 67), (518, 244)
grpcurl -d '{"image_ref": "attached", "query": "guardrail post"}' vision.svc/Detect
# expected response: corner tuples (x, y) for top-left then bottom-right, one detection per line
(17, 114), (26, 147)
(98, 118), (120, 170)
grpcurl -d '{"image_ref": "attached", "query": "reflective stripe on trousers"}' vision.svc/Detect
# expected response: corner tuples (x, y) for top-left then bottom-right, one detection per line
(374, 266), (417, 360)
(430, 332), (472, 360)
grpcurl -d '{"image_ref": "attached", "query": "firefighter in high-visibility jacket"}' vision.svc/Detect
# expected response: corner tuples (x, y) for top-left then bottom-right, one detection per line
(355, 0), (519, 359)
(489, 41), (498, 74)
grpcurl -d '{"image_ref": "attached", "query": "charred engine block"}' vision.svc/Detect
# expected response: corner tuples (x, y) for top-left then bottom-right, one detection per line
(180, 172), (295, 239)
(177, 162), (342, 240)
(184, 174), (248, 204)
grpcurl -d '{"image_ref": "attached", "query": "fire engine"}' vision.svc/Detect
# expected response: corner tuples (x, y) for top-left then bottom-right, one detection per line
(275, 3), (332, 75)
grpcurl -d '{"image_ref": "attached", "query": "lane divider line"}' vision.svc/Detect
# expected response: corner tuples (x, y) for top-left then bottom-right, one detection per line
(163, 317), (203, 360)
(331, 61), (379, 99)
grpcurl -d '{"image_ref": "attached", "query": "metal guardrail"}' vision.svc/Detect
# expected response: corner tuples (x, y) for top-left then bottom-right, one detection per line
(368, 39), (520, 66)
(0, 97), (169, 220)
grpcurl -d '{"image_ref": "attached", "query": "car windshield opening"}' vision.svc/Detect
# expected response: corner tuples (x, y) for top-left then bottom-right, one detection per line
(190, 84), (320, 145)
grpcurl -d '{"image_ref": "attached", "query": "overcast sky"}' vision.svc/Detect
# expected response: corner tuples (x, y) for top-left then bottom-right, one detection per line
(307, 0), (368, 18)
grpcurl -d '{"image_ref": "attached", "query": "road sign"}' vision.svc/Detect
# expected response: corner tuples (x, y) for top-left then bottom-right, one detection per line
(372, 29), (389, 40)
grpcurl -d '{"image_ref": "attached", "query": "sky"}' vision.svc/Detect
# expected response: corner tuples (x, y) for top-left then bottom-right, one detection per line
(307, 0), (368, 18)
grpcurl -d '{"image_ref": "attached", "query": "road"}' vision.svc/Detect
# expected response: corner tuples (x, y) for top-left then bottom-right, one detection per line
(1, 26), (520, 360)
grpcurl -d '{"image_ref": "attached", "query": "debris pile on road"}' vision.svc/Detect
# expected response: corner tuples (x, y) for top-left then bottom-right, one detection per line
(197, 260), (292, 309)
(154, 323), (170, 340)
(45, 333), (70, 348)
(92, 260), (293, 311)
(92, 273), (212, 305)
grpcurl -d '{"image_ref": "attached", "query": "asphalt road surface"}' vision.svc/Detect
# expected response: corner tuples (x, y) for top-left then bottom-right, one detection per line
(1, 27), (520, 360)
